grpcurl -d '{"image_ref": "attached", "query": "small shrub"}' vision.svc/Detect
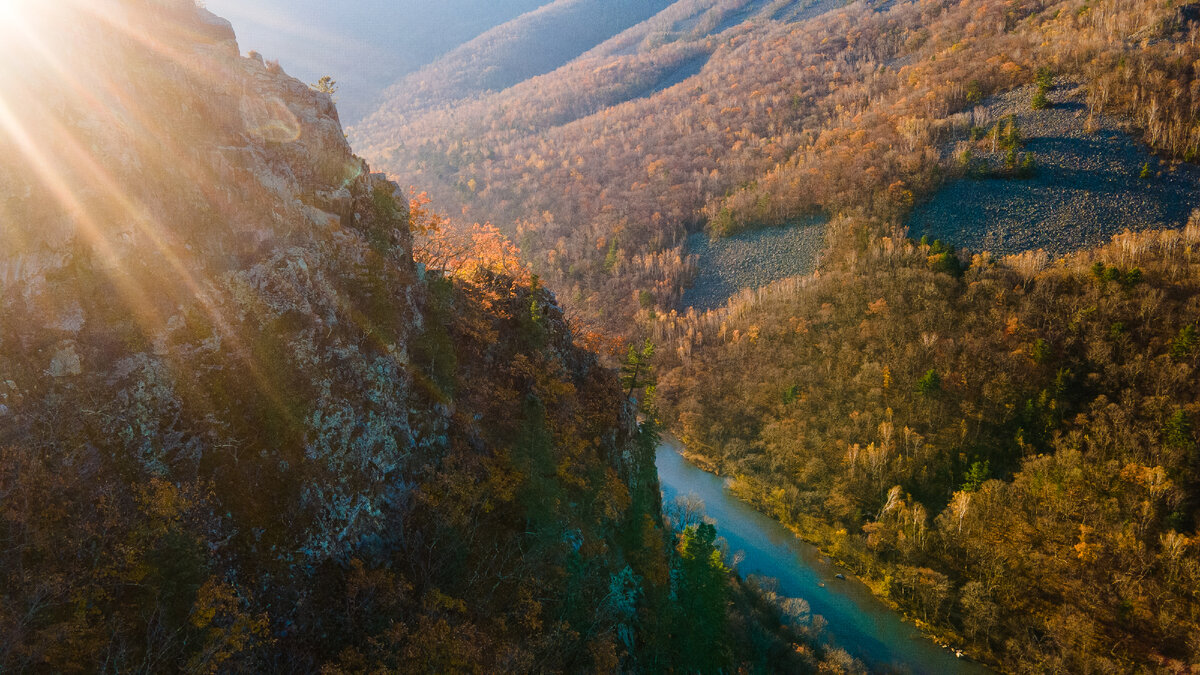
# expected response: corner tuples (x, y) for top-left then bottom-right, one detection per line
(961, 460), (990, 492)
(929, 252), (964, 276)
(1017, 153), (1037, 179)
(956, 147), (974, 170)
(1031, 338), (1050, 363)
(310, 75), (338, 98)
(966, 79), (983, 104)
(1172, 325), (1197, 361)
(916, 369), (942, 396)
(1035, 67), (1054, 91)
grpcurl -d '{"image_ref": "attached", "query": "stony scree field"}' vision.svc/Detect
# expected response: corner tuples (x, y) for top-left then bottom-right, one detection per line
(908, 81), (1200, 256)
(681, 217), (825, 312)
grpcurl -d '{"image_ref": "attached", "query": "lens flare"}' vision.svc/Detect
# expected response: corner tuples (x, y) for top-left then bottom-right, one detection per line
(0, 0), (24, 18)
(0, 0), (302, 418)
(0, 0), (33, 49)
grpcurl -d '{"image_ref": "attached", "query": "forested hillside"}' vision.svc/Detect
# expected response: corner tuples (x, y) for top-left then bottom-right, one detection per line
(355, 0), (1200, 332)
(654, 219), (1200, 671)
(365, 0), (678, 118)
(0, 1), (848, 671)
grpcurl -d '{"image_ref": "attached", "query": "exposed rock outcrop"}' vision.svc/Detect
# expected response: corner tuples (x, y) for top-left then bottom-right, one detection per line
(0, 2), (655, 671)
(1, 0), (421, 563)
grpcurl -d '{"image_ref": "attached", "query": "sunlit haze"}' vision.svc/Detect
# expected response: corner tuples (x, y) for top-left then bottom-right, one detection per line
(202, 0), (545, 121)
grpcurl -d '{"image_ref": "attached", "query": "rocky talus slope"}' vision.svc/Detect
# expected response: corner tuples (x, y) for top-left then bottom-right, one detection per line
(682, 217), (826, 312)
(0, 1), (661, 671)
(910, 81), (1200, 255)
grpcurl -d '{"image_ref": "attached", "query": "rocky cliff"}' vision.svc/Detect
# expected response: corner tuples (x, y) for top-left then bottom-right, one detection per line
(0, 1), (662, 671)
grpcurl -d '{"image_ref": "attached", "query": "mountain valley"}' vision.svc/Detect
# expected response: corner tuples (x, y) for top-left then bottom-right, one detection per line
(3, 0), (1200, 672)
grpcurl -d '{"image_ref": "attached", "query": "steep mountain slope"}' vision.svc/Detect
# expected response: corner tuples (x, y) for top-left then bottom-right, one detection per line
(203, 0), (547, 122)
(352, 0), (852, 330)
(366, 0), (678, 118)
(0, 1), (664, 670)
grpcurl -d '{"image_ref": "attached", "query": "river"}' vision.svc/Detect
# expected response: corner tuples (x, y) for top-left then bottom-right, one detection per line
(655, 440), (994, 674)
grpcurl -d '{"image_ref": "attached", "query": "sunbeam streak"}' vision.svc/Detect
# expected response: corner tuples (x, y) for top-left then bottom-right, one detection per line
(0, 0), (333, 435)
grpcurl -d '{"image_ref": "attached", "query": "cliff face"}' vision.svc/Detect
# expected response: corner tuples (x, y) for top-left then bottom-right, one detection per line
(0, 2), (660, 671)
(0, 0), (374, 280)
(1, 0), (423, 558)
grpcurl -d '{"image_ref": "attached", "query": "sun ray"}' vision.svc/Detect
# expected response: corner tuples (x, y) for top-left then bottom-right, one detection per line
(0, 0), (309, 423)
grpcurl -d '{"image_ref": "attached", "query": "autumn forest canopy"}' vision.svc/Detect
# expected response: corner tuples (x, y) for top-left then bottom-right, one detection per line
(3, 0), (1200, 673)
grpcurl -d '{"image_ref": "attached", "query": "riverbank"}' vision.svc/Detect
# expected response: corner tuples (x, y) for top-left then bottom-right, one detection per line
(721, 473), (990, 667)
(658, 438), (996, 674)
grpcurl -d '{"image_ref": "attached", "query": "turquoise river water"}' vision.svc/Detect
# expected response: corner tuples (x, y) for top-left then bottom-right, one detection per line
(655, 440), (994, 674)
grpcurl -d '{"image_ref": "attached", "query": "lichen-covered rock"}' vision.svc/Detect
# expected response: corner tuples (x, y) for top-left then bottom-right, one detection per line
(48, 342), (82, 378)
(0, 0), (422, 556)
